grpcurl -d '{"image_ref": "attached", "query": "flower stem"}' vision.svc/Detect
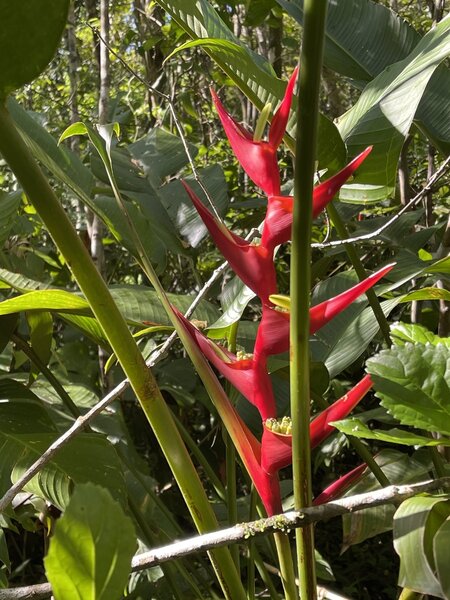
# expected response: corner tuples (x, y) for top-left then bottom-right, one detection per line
(0, 101), (245, 600)
(326, 203), (391, 345)
(291, 1), (328, 598)
(273, 532), (298, 600)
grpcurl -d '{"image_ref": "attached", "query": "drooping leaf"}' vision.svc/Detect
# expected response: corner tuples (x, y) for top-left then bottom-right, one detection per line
(154, 0), (345, 173)
(333, 418), (450, 447)
(394, 496), (450, 598)
(45, 483), (136, 600)
(26, 311), (53, 381)
(366, 343), (450, 436)
(0, 1), (70, 98)
(337, 15), (450, 198)
(0, 191), (21, 246)
(434, 516), (450, 598)
(278, 0), (450, 155)
(341, 449), (432, 550)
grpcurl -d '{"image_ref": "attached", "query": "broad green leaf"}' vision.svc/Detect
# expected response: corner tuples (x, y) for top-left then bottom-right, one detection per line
(155, 0), (345, 173)
(7, 99), (94, 202)
(337, 15), (450, 198)
(434, 517), (450, 598)
(207, 276), (256, 336)
(333, 418), (450, 447)
(341, 449), (432, 550)
(400, 287), (450, 303)
(0, 191), (21, 246)
(394, 496), (450, 598)
(0, 528), (9, 571)
(278, 0), (450, 155)
(0, 287), (220, 331)
(0, 267), (54, 292)
(158, 165), (229, 248)
(0, 290), (90, 316)
(0, 1), (69, 98)
(129, 126), (198, 185)
(317, 297), (399, 378)
(0, 428), (126, 510)
(45, 483), (136, 600)
(367, 343), (450, 436)
(391, 322), (450, 348)
(26, 311), (53, 381)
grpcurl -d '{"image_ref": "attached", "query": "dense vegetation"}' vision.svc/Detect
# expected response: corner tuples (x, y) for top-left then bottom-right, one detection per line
(0, 1), (449, 599)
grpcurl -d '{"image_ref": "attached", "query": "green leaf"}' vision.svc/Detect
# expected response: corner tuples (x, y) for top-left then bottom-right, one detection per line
(0, 191), (21, 246)
(391, 322), (450, 348)
(0, 290), (91, 316)
(278, 0), (450, 155)
(337, 15), (450, 198)
(394, 496), (450, 598)
(57, 122), (88, 144)
(0, 1), (70, 98)
(159, 165), (229, 248)
(128, 127), (198, 185)
(45, 483), (136, 600)
(155, 0), (345, 173)
(434, 516), (450, 598)
(7, 99), (94, 202)
(333, 418), (450, 447)
(26, 311), (53, 381)
(401, 287), (450, 302)
(341, 449), (432, 550)
(366, 343), (450, 436)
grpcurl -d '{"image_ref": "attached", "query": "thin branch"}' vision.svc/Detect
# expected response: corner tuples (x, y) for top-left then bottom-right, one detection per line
(313, 154), (450, 249)
(1, 478), (449, 600)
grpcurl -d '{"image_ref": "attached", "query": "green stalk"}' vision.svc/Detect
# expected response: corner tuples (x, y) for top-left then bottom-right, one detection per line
(226, 321), (240, 571)
(326, 203), (391, 346)
(0, 102), (245, 600)
(291, 1), (327, 598)
(246, 487), (257, 599)
(11, 332), (81, 420)
(273, 532), (297, 600)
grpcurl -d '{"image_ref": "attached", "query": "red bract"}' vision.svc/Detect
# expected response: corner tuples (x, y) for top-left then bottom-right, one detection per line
(260, 147), (373, 251)
(183, 181), (278, 303)
(313, 463), (367, 505)
(255, 264), (394, 357)
(260, 375), (373, 475)
(173, 307), (277, 420)
(211, 67), (298, 196)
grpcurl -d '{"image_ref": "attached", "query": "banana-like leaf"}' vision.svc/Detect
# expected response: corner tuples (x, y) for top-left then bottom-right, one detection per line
(391, 322), (450, 348)
(394, 496), (450, 598)
(0, 393), (126, 510)
(0, 191), (21, 246)
(155, 0), (345, 173)
(278, 0), (450, 155)
(341, 448), (432, 550)
(333, 418), (450, 447)
(337, 14), (450, 198)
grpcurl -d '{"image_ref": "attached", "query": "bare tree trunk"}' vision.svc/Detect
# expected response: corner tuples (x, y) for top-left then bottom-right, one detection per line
(66, 1), (86, 236)
(133, 0), (165, 128)
(91, 0), (110, 391)
(268, 15), (283, 77)
(84, 0), (100, 68)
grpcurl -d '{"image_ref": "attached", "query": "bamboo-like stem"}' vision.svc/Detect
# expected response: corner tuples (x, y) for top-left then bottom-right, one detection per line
(347, 437), (391, 487)
(273, 532), (298, 600)
(291, 1), (327, 597)
(0, 102), (245, 600)
(246, 487), (258, 599)
(326, 203), (391, 345)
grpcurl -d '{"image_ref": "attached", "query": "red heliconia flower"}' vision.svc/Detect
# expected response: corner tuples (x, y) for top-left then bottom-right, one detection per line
(313, 462), (367, 505)
(255, 264), (394, 357)
(260, 375), (373, 475)
(260, 147), (373, 251)
(211, 67), (298, 197)
(182, 181), (278, 303)
(172, 307), (277, 420)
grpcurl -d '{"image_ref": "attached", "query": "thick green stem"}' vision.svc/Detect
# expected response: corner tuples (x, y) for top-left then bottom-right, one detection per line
(0, 102), (245, 600)
(326, 203), (391, 345)
(348, 436), (391, 487)
(291, 1), (327, 598)
(273, 532), (298, 600)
